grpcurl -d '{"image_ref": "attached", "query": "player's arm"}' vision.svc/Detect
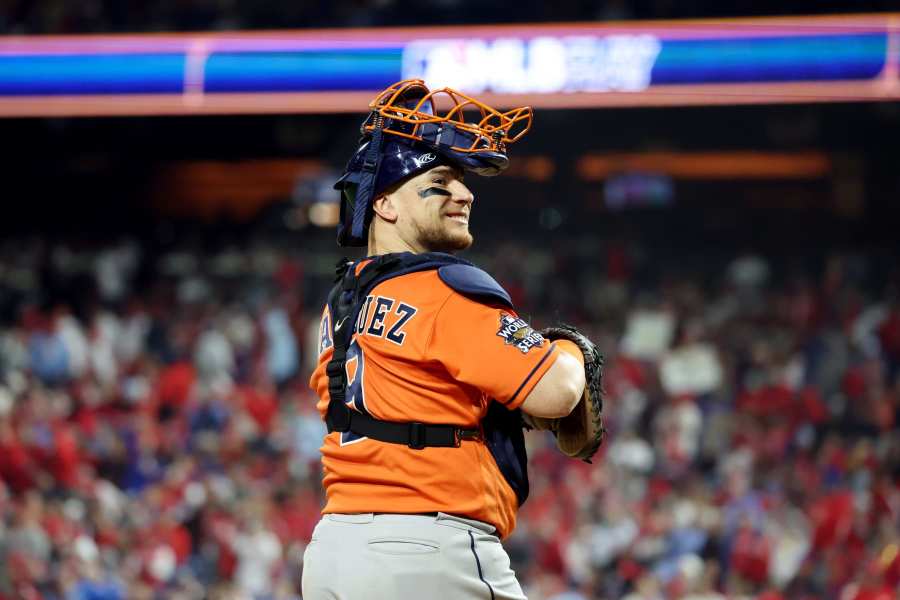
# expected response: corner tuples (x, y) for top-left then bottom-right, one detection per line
(519, 342), (585, 418)
(428, 278), (587, 417)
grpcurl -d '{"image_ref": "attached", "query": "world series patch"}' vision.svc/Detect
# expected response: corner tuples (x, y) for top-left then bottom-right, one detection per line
(497, 312), (546, 354)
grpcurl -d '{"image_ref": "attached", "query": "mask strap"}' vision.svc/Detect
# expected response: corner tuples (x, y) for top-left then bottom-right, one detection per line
(351, 115), (385, 242)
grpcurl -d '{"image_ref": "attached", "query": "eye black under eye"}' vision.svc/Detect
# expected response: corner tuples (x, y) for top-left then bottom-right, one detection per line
(418, 186), (452, 199)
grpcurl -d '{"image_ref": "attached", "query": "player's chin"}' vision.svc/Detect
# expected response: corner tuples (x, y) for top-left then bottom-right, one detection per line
(453, 232), (473, 251)
(428, 229), (473, 253)
(445, 227), (473, 251)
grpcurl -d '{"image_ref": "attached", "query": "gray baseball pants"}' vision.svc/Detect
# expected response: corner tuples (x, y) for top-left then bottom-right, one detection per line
(301, 512), (527, 599)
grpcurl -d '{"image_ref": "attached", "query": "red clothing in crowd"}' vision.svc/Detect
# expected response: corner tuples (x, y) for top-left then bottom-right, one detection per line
(271, 489), (320, 544)
(811, 491), (854, 552)
(156, 522), (192, 564)
(240, 386), (278, 434)
(731, 525), (770, 584)
(877, 309), (900, 361)
(158, 362), (196, 412)
(46, 424), (80, 489)
(0, 429), (36, 493)
(849, 585), (895, 600)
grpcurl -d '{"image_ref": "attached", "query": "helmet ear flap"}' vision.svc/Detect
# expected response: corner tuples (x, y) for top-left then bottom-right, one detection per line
(336, 184), (353, 246)
(336, 184), (371, 247)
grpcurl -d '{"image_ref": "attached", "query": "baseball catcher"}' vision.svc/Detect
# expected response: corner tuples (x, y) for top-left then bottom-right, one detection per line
(303, 79), (604, 599)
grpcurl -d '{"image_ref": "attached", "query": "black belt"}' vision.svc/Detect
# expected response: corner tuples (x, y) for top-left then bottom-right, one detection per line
(327, 409), (482, 450)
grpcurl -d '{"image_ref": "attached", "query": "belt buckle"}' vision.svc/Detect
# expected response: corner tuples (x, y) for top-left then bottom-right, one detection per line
(408, 422), (427, 450)
(454, 427), (481, 447)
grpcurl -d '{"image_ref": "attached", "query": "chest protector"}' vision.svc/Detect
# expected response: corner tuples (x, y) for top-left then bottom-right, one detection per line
(324, 252), (530, 506)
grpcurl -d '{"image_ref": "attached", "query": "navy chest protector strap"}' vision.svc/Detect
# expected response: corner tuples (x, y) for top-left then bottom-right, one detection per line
(324, 252), (530, 505)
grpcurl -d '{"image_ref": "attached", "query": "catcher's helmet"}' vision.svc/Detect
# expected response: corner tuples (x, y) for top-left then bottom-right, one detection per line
(334, 79), (533, 246)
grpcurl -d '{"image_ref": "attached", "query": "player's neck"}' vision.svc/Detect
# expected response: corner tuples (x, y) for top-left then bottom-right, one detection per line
(367, 225), (426, 256)
(367, 239), (424, 256)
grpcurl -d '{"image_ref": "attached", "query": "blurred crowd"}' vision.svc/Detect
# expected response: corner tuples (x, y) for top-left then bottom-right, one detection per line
(0, 234), (898, 600)
(1, 0), (897, 35)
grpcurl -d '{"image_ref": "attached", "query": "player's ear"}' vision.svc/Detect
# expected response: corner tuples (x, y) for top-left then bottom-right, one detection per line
(372, 193), (399, 223)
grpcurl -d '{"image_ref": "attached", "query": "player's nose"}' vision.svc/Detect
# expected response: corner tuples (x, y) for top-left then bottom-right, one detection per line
(451, 181), (474, 205)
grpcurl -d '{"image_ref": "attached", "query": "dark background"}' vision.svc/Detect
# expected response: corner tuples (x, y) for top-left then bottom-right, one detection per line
(5, 101), (899, 244)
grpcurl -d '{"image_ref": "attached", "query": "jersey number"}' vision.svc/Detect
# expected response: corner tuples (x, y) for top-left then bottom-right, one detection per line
(340, 338), (368, 445)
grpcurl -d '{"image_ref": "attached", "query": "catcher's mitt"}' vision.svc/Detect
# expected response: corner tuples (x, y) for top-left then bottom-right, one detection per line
(522, 325), (605, 462)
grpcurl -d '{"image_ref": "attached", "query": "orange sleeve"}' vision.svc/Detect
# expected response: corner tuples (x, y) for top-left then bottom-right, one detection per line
(555, 339), (584, 365)
(426, 291), (559, 410)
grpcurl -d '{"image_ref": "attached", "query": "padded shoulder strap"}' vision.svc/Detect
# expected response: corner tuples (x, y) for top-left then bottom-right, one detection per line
(437, 264), (513, 309)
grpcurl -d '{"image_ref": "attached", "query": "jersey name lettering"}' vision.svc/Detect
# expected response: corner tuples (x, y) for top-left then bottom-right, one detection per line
(351, 295), (419, 346)
(318, 308), (334, 356)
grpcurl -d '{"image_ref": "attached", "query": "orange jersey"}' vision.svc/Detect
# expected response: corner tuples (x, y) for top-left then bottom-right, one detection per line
(309, 268), (560, 538)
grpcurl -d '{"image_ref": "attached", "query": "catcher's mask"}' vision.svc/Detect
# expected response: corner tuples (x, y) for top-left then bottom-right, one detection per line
(334, 79), (533, 247)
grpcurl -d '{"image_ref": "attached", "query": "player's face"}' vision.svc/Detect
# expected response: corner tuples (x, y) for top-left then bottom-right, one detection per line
(392, 165), (475, 253)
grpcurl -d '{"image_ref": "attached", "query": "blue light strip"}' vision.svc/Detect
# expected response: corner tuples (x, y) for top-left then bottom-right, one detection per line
(653, 34), (886, 84)
(204, 49), (400, 93)
(0, 54), (185, 95)
(0, 18), (894, 105)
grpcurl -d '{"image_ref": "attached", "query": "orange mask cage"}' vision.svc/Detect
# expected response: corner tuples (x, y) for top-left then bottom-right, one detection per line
(363, 79), (533, 154)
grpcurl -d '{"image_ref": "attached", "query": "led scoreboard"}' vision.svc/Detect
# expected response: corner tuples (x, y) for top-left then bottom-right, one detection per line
(0, 14), (896, 116)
